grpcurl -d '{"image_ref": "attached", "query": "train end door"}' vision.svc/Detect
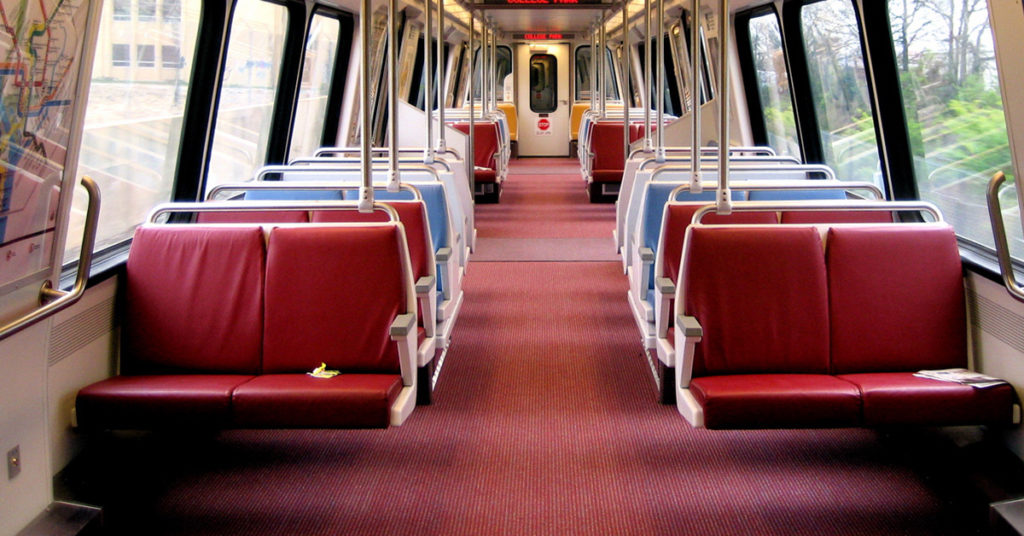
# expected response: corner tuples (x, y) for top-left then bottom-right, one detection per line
(516, 43), (569, 156)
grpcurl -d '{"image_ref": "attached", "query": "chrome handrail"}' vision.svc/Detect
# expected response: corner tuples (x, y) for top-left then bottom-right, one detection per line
(651, 163), (837, 182)
(639, 154), (802, 171)
(986, 171), (1024, 302)
(254, 163), (442, 183)
(148, 200), (401, 223)
(692, 200), (943, 224)
(668, 180), (884, 201)
(207, 181), (421, 201)
(290, 155), (453, 172)
(0, 176), (101, 341)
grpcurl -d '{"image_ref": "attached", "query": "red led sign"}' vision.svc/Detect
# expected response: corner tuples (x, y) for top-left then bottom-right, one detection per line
(523, 33), (564, 40)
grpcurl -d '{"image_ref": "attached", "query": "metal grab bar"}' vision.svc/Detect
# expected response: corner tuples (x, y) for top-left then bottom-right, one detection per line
(629, 145), (777, 159)
(290, 156), (453, 172)
(207, 182), (422, 201)
(651, 163), (837, 182)
(692, 200), (943, 224)
(254, 163), (442, 183)
(986, 171), (1024, 302)
(313, 146), (462, 161)
(668, 180), (884, 201)
(0, 176), (101, 342)
(639, 154), (802, 171)
(148, 200), (400, 223)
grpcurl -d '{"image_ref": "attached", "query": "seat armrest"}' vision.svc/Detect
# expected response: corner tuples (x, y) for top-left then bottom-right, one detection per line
(674, 315), (703, 389)
(639, 247), (655, 263)
(416, 275), (436, 294)
(435, 247), (452, 262)
(655, 277), (676, 338)
(678, 314), (703, 338)
(390, 313), (416, 338)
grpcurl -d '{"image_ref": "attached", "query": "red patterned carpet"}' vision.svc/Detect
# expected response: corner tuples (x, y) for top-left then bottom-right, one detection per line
(60, 157), (1019, 535)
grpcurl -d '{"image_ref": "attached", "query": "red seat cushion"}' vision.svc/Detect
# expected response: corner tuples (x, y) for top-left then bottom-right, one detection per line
(827, 225), (967, 373)
(837, 372), (1016, 426)
(591, 122), (626, 171)
(592, 170), (623, 183)
(690, 374), (862, 429)
(684, 227), (831, 376)
(231, 374), (403, 428)
(75, 375), (254, 429)
(474, 168), (498, 183)
(263, 225), (408, 374)
(122, 226), (265, 375)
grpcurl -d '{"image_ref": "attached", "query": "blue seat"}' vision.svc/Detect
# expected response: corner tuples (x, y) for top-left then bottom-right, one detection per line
(243, 189), (344, 201)
(747, 188), (846, 201)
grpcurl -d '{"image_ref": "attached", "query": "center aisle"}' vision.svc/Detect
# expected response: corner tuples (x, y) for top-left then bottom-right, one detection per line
(75, 158), (988, 535)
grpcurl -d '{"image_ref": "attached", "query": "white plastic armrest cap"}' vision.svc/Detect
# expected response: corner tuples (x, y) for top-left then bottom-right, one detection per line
(390, 314), (416, 338)
(415, 275), (436, 294)
(656, 277), (675, 295)
(436, 247), (452, 262)
(678, 315), (702, 338)
(639, 247), (655, 262)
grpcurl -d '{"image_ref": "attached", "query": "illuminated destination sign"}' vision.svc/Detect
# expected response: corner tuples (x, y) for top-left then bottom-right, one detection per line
(514, 32), (574, 40)
(481, 0), (605, 5)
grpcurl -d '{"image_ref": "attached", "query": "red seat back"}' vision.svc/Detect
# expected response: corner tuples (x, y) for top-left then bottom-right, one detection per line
(662, 205), (777, 283)
(683, 226), (830, 376)
(827, 225), (966, 373)
(453, 122), (498, 170)
(781, 210), (893, 224)
(312, 201), (430, 283)
(196, 210), (308, 224)
(262, 225), (409, 374)
(591, 122), (626, 171)
(123, 226), (266, 374)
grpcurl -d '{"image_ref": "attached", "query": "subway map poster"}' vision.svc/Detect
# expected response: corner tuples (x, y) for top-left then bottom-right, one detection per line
(0, 0), (89, 290)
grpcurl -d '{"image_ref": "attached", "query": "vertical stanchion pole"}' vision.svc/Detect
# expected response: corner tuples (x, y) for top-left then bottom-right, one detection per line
(359, 0), (373, 210)
(388, 0), (400, 191)
(643, 0), (652, 151)
(655, 0), (665, 162)
(424, 0), (434, 163)
(469, 14), (476, 193)
(437, 0), (446, 152)
(716, 0), (731, 213)
(622, 3), (630, 162)
(690, 0), (702, 193)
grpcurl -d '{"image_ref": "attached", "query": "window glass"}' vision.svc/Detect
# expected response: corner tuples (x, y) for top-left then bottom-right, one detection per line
(289, 14), (340, 159)
(529, 53), (557, 113)
(472, 45), (512, 100)
(162, 0), (181, 21)
(888, 1), (1017, 258)
(113, 0), (130, 20)
(574, 45), (618, 101)
(67, 0), (200, 261)
(206, 0), (288, 192)
(747, 10), (799, 158)
(136, 44), (155, 67)
(138, 0), (155, 21)
(801, 0), (882, 184)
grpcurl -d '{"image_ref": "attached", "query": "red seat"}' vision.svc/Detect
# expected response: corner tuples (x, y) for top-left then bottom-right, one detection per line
(827, 225), (1016, 425)
(780, 210), (892, 224)
(453, 122), (499, 182)
(75, 226), (266, 429)
(590, 122), (627, 183)
(232, 374), (404, 429)
(690, 374), (861, 429)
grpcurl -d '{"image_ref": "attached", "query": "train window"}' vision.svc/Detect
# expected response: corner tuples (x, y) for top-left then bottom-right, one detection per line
(747, 11), (799, 158)
(529, 53), (557, 113)
(289, 13), (341, 160)
(472, 45), (512, 101)
(574, 45), (618, 101)
(886, 1), (1019, 258)
(66, 0), (201, 261)
(206, 0), (288, 192)
(800, 0), (881, 182)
